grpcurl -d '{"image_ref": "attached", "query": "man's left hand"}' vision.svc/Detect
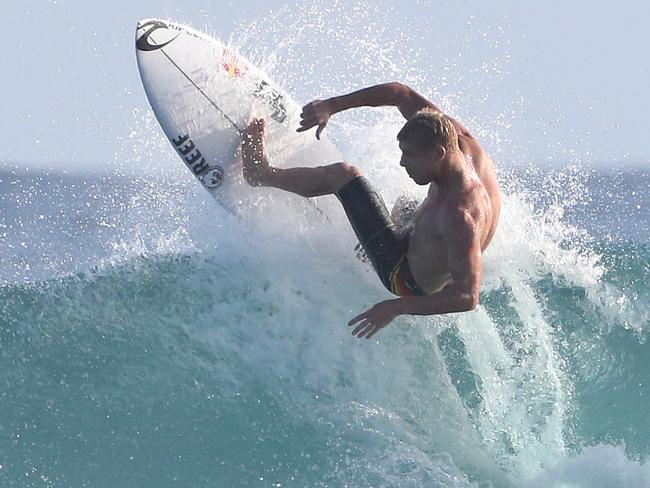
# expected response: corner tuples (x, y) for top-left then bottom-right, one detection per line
(348, 299), (404, 339)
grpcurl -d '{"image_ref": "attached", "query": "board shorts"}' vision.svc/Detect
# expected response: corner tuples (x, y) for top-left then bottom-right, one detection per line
(336, 176), (426, 297)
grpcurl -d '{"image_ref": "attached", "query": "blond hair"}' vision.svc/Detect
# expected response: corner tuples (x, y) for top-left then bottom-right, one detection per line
(397, 108), (460, 153)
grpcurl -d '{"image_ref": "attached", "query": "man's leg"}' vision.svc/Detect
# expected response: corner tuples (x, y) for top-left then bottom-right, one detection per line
(241, 118), (361, 196)
(241, 119), (419, 295)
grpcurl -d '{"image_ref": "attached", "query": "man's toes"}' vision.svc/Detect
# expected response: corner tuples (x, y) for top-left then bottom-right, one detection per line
(250, 118), (266, 135)
(243, 120), (257, 135)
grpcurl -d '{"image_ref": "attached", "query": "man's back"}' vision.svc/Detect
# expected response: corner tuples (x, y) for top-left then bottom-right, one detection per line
(457, 131), (501, 249)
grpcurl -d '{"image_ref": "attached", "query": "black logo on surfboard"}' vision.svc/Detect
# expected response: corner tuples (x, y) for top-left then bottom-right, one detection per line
(253, 81), (287, 124)
(136, 20), (180, 52)
(202, 167), (224, 189)
(172, 134), (224, 189)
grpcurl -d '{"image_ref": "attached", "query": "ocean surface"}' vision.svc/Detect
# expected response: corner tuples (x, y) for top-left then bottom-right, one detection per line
(0, 158), (648, 487)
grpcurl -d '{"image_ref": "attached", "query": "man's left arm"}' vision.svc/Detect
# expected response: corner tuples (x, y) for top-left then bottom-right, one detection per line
(349, 211), (483, 339)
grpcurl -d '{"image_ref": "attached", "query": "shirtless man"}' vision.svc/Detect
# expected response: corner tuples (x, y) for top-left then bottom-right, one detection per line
(241, 82), (500, 339)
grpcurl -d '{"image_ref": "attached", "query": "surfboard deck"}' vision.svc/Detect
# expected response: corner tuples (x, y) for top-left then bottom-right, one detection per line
(134, 18), (342, 216)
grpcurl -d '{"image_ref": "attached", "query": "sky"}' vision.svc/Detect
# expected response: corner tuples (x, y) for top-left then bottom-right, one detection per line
(1, 0), (649, 173)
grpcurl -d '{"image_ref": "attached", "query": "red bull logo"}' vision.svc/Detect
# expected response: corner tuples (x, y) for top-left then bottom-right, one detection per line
(221, 48), (244, 78)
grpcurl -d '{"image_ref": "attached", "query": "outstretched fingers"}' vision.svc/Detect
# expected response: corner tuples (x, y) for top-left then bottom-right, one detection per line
(348, 300), (402, 339)
(296, 100), (329, 139)
(296, 114), (321, 134)
(348, 310), (368, 327)
(348, 311), (382, 339)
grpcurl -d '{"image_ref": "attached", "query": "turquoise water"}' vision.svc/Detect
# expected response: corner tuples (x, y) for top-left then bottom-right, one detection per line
(0, 166), (648, 487)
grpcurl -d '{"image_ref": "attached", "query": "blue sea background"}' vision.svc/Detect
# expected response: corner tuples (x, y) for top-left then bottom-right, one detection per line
(2, 4), (650, 487)
(1, 159), (648, 488)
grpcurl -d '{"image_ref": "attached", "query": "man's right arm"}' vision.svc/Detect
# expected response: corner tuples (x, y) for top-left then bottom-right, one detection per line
(298, 83), (471, 139)
(297, 83), (439, 139)
(327, 82), (439, 120)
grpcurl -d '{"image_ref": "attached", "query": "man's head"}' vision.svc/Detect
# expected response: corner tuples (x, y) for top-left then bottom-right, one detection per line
(397, 108), (460, 184)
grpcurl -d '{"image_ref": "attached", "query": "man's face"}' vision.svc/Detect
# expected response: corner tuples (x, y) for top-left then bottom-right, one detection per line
(398, 139), (441, 185)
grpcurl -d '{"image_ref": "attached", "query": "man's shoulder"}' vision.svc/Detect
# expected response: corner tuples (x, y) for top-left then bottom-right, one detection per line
(441, 190), (488, 234)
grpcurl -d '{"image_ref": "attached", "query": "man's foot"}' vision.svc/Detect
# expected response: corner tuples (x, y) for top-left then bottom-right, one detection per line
(241, 118), (272, 186)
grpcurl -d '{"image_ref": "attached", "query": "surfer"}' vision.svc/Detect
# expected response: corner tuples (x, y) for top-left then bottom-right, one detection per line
(241, 82), (500, 338)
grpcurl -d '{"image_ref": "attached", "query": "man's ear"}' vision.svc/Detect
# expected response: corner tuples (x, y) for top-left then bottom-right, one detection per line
(436, 145), (446, 161)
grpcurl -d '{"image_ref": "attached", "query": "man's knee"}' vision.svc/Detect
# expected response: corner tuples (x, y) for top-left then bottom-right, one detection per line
(326, 162), (362, 192)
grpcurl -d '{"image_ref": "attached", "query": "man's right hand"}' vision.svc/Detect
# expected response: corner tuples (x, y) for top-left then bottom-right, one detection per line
(297, 99), (333, 140)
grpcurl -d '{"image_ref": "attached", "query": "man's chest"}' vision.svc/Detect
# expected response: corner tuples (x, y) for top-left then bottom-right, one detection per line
(407, 199), (452, 289)
(410, 197), (447, 248)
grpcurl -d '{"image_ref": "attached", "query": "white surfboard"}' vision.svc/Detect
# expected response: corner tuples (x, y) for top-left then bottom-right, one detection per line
(134, 18), (342, 215)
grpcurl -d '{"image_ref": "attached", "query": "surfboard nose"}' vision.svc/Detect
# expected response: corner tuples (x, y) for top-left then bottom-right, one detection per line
(135, 19), (181, 53)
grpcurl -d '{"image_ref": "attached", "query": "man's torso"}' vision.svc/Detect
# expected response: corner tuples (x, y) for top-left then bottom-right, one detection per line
(407, 134), (501, 294)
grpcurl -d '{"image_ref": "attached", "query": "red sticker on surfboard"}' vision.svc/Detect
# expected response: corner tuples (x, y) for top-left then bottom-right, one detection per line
(221, 48), (245, 78)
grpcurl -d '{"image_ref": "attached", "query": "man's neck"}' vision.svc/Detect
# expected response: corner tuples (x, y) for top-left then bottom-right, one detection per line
(432, 152), (474, 191)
